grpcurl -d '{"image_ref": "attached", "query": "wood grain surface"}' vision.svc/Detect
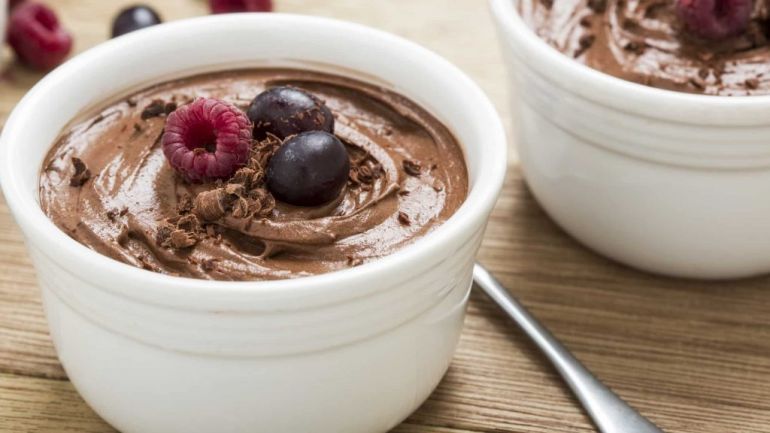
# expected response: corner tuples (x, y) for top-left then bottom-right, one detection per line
(1, 1), (770, 432)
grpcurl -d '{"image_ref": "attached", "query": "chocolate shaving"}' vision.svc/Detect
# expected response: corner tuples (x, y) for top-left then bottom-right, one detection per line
(358, 165), (375, 184)
(623, 40), (646, 55)
(169, 230), (198, 249)
(231, 197), (251, 219)
(193, 189), (226, 221)
(587, 0), (606, 13)
(190, 144), (277, 224)
(231, 167), (263, 189)
(575, 34), (595, 57)
(372, 163), (384, 178)
(621, 18), (639, 30)
(713, 62), (726, 80)
(141, 99), (168, 120)
(177, 214), (201, 233)
(397, 212), (411, 226)
(351, 165), (376, 185)
(138, 253), (158, 271)
(177, 194), (194, 214)
(106, 207), (129, 223)
(349, 169), (360, 186)
(403, 159), (422, 177)
(689, 77), (706, 90)
(253, 134), (282, 169)
(70, 157), (92, 187)
(164, 102), (178, 115)
(349, 153), (384, 187)
(159, 134), (284, 250)
(86, 114), (106, 131)
(346, 256), (364, 267)
(201, 259), (218, 272)
(225, 183), (245, 197)
(579, 16), (592, 27)
(157, 214), (201, 250)
(745, 78), (760, 90)
(643, 1), (667, 19)
(155, 224), (173, 246)
(249, 188), (276, 218)
(116, 224), (130, 245)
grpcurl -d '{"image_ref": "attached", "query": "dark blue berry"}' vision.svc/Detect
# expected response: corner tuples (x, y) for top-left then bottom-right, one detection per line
(112, 5), (162, 38)
(247, 87), (334, 140)
(266, 131), (350, 206)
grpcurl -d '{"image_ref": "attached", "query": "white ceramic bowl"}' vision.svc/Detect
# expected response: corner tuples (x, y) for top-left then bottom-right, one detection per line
(0, 14), (506, 433)
(491, 0), (770, 279)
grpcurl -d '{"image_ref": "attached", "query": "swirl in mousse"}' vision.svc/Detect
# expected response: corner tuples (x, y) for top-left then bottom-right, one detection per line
(518, 0), (770, 95)
(39, 69), (468, 280)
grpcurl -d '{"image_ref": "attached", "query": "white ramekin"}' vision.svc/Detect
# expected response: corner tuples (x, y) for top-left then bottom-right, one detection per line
(0, 14), (506, 433)
(491, 0), (770, 279)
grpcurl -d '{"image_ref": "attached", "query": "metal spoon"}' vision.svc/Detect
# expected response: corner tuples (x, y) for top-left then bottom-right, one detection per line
(473, 263), (664, 433)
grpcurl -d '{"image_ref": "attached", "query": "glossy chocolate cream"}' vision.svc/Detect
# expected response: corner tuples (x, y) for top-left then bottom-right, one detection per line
(40, 69), (468, 280)
(518, 0), (770, 95)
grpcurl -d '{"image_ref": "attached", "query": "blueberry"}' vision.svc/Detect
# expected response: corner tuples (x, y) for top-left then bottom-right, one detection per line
(112, 5), (162, 38)
(266, 131), (350, 206)
(247, 87), (334, 140)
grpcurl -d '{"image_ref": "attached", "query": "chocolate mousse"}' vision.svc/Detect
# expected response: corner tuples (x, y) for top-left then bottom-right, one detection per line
(518, 0), (770, 95)
(39, 69), (468, 280)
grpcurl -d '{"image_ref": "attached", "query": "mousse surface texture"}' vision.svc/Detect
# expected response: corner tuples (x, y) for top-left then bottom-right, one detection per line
(40, 69), (468, 280)
(519, 0), (770, 95)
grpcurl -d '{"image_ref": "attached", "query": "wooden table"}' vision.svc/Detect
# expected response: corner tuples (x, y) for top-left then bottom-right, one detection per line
(2, 1), (770, 432)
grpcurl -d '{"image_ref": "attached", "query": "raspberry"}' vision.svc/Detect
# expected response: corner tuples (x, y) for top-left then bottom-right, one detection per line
(162, 98), (253, 183)
(7, 2), (73, 70)
(209, 0), (273, 13)
(676, 0), (752, 40)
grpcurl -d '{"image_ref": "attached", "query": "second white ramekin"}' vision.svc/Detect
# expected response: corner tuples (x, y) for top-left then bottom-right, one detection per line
(0, 14), (507, 433)
(492, 0), (770, 279)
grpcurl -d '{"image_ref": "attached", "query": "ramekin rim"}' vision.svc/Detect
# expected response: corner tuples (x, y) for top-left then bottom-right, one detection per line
(0, 14), (507, 304)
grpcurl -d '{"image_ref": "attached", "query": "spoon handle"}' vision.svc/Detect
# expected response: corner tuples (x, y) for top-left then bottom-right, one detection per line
(473, 263), (664, 433)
